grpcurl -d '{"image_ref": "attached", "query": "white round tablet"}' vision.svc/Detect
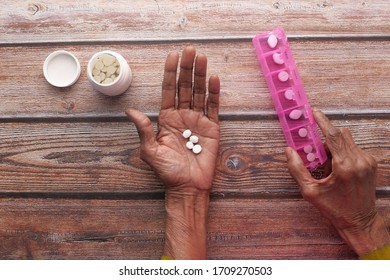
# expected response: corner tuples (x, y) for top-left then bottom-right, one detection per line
(189, 135), (199, 144)
(192, 144), (202, 154)
(298, 128), (308, 138)
(182, 129), (192, 138)
(289, 109), (303, 120)
(303, 145), (313, 154)
(307, 153), (316, 162)
(278, 71), (289, 82)
(267, 34), (278, 48)
(43, 50), (81, 87)
(272, 53), (284, 65)
(284, 89), (294, 100)
(186, 141), (194, 150)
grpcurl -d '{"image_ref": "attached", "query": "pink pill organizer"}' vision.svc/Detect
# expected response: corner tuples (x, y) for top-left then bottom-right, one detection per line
(252, 27), (327, 169)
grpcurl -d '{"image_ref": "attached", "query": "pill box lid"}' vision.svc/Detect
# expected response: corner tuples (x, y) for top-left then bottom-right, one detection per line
(43, 50), (81, 87)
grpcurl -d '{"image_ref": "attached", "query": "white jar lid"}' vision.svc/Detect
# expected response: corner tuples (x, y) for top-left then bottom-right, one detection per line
(43, 50), (81, 87)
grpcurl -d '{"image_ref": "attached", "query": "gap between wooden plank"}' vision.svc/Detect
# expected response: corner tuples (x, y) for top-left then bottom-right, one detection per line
(0, 110), (390, 123)
(0, 186), (388, 200)
(1, 34), (390, 47)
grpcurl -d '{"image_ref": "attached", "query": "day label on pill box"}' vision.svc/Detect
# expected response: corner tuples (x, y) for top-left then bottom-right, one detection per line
(252, 27), (327, 169)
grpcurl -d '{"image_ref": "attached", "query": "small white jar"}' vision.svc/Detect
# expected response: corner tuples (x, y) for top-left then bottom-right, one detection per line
(87, 50), (132, 96)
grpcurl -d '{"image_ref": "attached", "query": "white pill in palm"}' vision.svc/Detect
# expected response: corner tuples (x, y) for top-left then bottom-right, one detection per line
(186, 141), (194, 150)
(298, 128), (308, 138)
(284, 89), (294, 100)
(192, 144), (202, 154)
(278, 71), (289, 82)
(272, 53), (284, 65)
(289, 109), (303, 120)
(189, 135), (199, 144)
(307, 153), (316, 162)
(267, 34), (278, 48)
(303, 145), (313, 154)
(182, 129), (192, 138)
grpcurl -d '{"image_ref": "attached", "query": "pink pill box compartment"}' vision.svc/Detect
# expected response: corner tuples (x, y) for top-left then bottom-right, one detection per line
(253, 27), (327, 169)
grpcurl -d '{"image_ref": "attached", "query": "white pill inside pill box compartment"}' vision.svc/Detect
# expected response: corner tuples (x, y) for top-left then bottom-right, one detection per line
(284, 89), (294, 100)
(272, 53), (284, 65)
(298, 128), (308, 138)
(306, 153), (316, 162)
(289, 109), (303, 120)
(278, 71), (289, 82)
(303, 145), (313, 154)
(267, 34), (278, 49)
(192, 144), (202, 154)
(182, 129), (192, 139)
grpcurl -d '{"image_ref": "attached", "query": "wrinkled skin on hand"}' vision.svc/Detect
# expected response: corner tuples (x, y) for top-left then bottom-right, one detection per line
(126, 46), (220, 193)
(286, 109), (389, 256)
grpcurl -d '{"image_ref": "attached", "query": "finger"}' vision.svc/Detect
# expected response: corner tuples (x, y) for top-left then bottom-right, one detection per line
(161, 51), (179, 110)
(206, 74), (220, 123)
(125, 109), (156, 149)
(285, 147), (318, 198)
(192, 54), (207, 113)
(178, 46), (196, 109)
(313, 108), (348, 161)
(285, 147), (313, 184)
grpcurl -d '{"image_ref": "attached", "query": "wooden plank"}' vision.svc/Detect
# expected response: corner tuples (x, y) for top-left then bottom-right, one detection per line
(1, 0), (390, 44)
(0, 198), (388, 259)
(0, 119), (388, 194)
(1, 41), (390, 118)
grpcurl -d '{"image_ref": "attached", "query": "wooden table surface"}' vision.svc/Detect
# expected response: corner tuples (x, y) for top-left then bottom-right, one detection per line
(0, 0), (389, 259)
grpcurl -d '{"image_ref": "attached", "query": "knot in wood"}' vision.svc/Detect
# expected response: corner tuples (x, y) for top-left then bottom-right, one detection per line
(179, 16), (188, 28)
(226, 156), (243, 171)
(28, 3), (46, 16)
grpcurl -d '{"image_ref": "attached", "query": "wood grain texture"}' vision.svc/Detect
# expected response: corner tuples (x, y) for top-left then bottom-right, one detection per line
(0, 198), (389, 259)
(1, 0), (390, 261)
(0, 41), (390, 119)
(0, 119), (389, 194)
(1, 0), (390, 44)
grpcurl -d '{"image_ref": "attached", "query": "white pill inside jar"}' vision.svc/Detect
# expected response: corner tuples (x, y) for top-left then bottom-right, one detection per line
(284, 89), (294, 100)
(307, 153), (316, 162)
(192, 144), (202, 154)
(186, 141), (194, 150)
(182, 129), (192, 138)
(303, 145), (313, 154)
(267, 34), (278, 48)
(298, 128), (308, 138)
(289, 109), (303, 120)
(278, 71), (289, 82)
(189, 135), (199, 144)
(272, 53), (284, 65)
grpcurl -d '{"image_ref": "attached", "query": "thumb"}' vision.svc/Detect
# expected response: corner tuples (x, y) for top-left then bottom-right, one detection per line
(285, 147), (316, 195)
(125, 109), (156, 150)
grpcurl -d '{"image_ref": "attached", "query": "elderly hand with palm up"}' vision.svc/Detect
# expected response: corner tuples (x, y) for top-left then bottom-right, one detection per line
(126, 46), (220, 259)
